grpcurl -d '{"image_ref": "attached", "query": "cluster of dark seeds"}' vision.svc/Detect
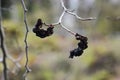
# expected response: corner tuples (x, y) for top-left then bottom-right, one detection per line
(33, 19), (88, 59)
(33, 19), (54, 38)
(69, 33), (88, 58)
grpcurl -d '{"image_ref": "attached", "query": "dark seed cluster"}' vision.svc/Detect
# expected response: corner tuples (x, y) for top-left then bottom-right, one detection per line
(33, 19), (88, 59)
(69, 33), (88, 58)
(33, 19), (54, 38)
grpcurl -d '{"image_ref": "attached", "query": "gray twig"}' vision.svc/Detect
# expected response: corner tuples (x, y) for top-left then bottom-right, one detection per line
(21, 0), (31, 79)
(0, 1), (22, 79)
(0, 26), (8, 80)
(44, 0), (96, 36)
(0, 0), (8, 80)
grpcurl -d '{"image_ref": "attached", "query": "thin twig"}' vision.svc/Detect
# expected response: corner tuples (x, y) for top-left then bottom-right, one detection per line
(0, 0), (8, 80)
(0, 29), (8, 80)
(7, 54), (21, 68)
(0, 1), (21, 79)
(60, 23), (76, 35)
(66, 11), (96, 21)
(21, 0), (31, 79)
(60, 0), (96, 21)
(44, 0), (96, 36)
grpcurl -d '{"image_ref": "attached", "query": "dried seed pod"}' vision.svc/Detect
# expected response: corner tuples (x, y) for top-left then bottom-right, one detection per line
(35, 19), (43, 28)
(33, 19), (55, 38)
(35, 29), (48, 38)
(33, 27), (39, 33)
(46, 26), (54, 36)
(78, 41), (88, 50)
(69, 33), (88, 59)
(75, 33), (88, 42)
(69, 47), (83, 58)
(69, 50), (75, 58)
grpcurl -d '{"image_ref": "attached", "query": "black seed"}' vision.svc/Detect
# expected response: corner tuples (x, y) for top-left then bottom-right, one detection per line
(75, 33), (81, 40)
(35, 19), (43, 28)
(47, 27), (54, 36)
(33, 28), (36, 33)
(74, 48), (80, 56)
(33, 28), (39, 33)
(80, 36), (88, 42)
(78, 42), (88, 50)
(74, 48), (83, 56)
(36, 29), (48, 38)
(75, 33), (88, 42)
(69, 50), (75, 58)
(69, 47), (84, 58)
(77, 48), (83, 56)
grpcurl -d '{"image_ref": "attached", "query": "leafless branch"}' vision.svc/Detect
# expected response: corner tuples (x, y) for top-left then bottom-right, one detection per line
(0, 1), (8, 80)
(66, 11), (96, 21)
(0, 30), (8, 80)
(0, 42), (22, 73)
(60, 23), (76, 35)
(0, 1), (22, 79)
(7, 54), (21, 68)
(21, 0), (31, 79)
(44, 0), (96, 36)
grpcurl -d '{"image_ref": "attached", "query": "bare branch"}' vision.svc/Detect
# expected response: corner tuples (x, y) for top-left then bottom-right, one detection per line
(21, 0), (31, 79)
(21, 0), (27, 12)
(43, 0), (96, 36)
(60, 0), (96, 21)
(60, 23), (76, 35)
(66, 11), (96, 21)
(60, 0), (67, 10)
(7, 54), (21, 68)
(0, 2), (22, 80)
(0, 1), (8, 80)
(52, 11), (65, 25)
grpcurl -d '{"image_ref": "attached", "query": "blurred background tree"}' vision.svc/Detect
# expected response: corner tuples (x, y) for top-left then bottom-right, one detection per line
(0, 0), (120, 80)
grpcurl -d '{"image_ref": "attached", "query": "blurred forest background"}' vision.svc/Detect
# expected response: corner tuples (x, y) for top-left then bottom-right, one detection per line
(0, 0), (120, 80)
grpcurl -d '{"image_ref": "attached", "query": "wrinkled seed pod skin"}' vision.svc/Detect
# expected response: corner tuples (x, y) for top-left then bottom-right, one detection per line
(33, 19), (88, 58)
(76, 47), (83, 56)
(75, 33), (88, 41)
(69, 50), (74, 58)
(78, 42), (88, 50)
(33, 27), (54, 38)
(35, 29), (48, 38)
(69, 48), (83, 58)
(69, 33), (88, 59)
(46, 27), (54, 36)
(33, 28), (39, 33)
(35, 19), (43, 28)
(33, 19), (54, 38)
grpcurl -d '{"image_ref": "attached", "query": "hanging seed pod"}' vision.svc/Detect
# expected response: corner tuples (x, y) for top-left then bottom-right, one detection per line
(46, 25), (54, 36)
(35, 19), (43, 28)
(69, 33), (88, 58)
